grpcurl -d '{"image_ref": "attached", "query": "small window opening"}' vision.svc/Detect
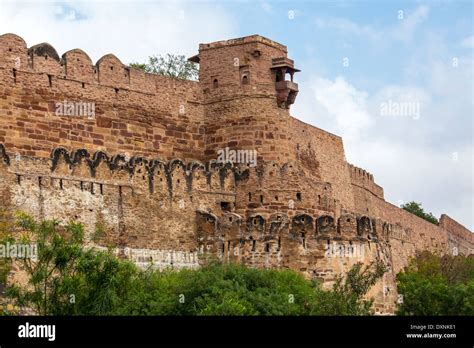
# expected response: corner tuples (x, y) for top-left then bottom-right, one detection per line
(220, 202), (231, 212)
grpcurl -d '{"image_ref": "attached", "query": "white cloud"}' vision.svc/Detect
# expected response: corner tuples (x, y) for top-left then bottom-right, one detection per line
(461, 35), (474, 48)
(370, 85), (431, 121)
(310, 76), (372, 140)
(297, 5), (473, 229)
(0, 1), (238, 64)
(392, 5), (430, 42)
(294, 69), (472, 230)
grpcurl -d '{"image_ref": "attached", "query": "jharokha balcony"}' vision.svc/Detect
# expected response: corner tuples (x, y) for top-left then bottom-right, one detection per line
(271, 57), (300, 108)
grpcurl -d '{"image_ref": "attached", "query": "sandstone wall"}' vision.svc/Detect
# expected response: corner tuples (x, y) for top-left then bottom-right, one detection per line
(440, 214), (473, 256)
(287, 118), (354, 212)
(0, 33), (204, 162)
(0, 33), (472, 315)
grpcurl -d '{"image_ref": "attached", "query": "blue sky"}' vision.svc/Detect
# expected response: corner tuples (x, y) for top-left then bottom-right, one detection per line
(0, 0), (472, 229)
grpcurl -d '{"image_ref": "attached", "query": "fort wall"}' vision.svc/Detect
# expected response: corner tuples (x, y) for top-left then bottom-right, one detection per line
(0, 34), (204, 162)
(0, 33), (472, 314)
(440, 214), (473, 256)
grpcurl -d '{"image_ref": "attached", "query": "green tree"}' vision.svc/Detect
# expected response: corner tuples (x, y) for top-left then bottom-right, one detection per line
(121, 262), (319, 316)
(401, 201), (438, 225)
(312, 261), (387, 315)
(130, 54), (198, 81)
(396, 251), (474, 315)
(6, 214), (387, 316)
(5, 213), (141, 315)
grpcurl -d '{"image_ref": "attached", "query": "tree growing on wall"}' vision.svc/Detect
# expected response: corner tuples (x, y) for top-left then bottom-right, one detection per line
(130, 54), (198, 81)
(401, 201), (439, 225)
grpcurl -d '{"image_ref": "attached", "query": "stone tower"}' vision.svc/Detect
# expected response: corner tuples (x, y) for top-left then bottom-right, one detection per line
(190, 35), (300, 164)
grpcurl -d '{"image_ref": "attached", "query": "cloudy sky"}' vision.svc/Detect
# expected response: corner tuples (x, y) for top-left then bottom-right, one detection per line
(0, 0), (472, 229)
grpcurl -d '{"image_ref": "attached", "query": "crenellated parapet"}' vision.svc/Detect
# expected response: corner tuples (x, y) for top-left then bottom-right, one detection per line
(0, 33), (206, 164)
(347, 163), (384, 199)
(0, 33), (201, 103)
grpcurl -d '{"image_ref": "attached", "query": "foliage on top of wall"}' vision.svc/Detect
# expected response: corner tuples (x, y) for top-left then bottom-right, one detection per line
(402, 202), (439, 225)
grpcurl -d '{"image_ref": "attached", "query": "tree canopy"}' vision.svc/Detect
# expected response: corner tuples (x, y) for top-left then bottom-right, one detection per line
(396, 251), (474, 315)
(2, 213), (386, 316)
(130, 54), (198, 81)
(401, 201), (439, 225)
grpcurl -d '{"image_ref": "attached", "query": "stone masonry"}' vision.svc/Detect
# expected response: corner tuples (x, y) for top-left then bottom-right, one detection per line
(0, 33), (472, 314)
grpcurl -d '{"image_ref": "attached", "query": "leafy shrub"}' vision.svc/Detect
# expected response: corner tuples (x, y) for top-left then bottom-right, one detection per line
(6, 214), (386, 316)
(396, 251), (474, 315)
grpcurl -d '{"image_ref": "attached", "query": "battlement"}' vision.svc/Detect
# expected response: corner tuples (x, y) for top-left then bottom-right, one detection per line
(0, 33), (200, 96)
(348, 163), (384, 199)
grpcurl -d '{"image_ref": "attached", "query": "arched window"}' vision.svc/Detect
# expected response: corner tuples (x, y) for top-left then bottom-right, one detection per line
(242, 74), (249, 85)
(213, 78), (218, 89)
